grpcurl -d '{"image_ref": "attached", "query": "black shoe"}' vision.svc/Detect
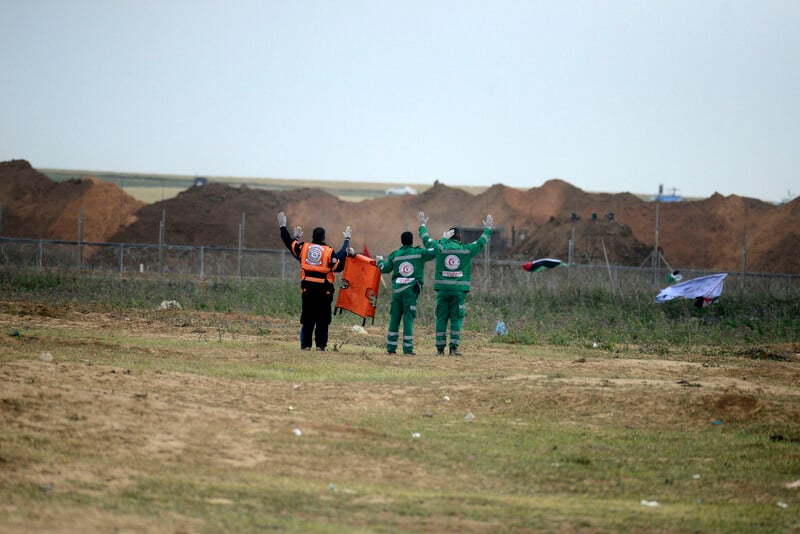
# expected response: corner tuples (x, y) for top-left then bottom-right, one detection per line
(387, 351), (396, 355)
(316, 347), (326, 352)
(404, 352), (416, 356)
(449, 347), (462, 356)
(301, 347), (311, 351)
(436, 348), (445, 356)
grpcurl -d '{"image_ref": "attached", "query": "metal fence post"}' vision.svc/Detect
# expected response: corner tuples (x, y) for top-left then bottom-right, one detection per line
(118, 243), (124, 275)
(159, 209), (166, 277)
(78, 206), (85, 272)
(484, 234), (491, 291)
(37, 240), (43, 271)
(652, 201), (660, 285)
(238, 212), (245, 281)
(199, 246), (205, 278)
(568, 226), (575, 265)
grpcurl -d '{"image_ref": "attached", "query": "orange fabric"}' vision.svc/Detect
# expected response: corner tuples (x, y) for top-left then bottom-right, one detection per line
(335, 254), (381, 324)
(299, 242), (336, 284)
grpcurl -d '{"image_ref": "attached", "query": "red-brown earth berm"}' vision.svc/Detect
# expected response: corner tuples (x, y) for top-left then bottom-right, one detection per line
(1, 159), (798, 273)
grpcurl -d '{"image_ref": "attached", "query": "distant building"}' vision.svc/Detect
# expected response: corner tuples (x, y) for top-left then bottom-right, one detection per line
(652, 193), (683, 202)
(652, 184), (682, 202)
(385, 186), (417, 196)
(194, 176), (208, 186)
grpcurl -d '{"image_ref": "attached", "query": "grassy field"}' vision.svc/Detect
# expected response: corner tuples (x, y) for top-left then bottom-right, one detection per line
(1, 272), (798, 532)
(41, 168), (490, 203)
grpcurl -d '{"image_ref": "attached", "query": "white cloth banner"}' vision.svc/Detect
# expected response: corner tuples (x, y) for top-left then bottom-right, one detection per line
(654, 273), (728, 304)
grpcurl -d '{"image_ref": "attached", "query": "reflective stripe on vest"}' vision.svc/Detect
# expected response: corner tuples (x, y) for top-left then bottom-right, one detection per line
(300, 243), (335, 284)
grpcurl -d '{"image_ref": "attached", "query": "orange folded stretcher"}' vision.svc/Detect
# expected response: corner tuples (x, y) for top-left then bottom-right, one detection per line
(334, 254), (381, 325)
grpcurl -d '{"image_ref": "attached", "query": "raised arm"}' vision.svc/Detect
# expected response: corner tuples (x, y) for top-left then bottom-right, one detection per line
(332, 225), (352, 260)
(278, 212), (301, 258)
(417, 211), (435, 247)
(466, 215), (493, 254)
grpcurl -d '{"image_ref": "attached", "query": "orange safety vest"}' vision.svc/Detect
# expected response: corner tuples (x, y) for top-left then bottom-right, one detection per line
(299, 242), (336, 284)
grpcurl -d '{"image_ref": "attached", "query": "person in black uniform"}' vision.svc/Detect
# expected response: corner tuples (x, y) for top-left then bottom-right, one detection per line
(278, 211), (351, 351)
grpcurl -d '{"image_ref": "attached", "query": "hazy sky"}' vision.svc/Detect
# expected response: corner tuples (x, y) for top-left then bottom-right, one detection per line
(3, 1), (798, 203)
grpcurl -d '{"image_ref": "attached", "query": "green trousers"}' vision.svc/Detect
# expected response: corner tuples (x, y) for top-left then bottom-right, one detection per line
(435, 289), (467, 350)
(386, 288), (418, 354)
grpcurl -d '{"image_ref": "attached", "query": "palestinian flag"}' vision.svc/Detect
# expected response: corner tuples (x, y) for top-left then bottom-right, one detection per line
(522, 258), (567, 272)
(667, 270), (683, 283)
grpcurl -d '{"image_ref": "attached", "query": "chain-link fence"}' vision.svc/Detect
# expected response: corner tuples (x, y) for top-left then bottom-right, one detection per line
(1, 236), (797, 295)
(471, 259), (799, 295)
(0, 237), (299, 279)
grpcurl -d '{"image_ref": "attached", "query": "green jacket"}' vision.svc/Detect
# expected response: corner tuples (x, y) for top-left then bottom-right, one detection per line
(377, 245), (436, 294)
(419, 225), (492, 292)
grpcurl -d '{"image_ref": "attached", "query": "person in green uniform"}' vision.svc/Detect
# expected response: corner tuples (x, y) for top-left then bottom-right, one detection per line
(418, 211), (493, 356)
(375, 231), (436, 355)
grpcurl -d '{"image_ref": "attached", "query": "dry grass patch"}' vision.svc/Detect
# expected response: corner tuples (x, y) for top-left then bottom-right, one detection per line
(1, 303), (799, 532)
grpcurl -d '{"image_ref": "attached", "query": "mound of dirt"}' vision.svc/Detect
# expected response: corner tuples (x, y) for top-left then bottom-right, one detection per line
(2, 159), (798, 274)
(0, 160), (144, 243)
(104, 182), (341, 248)
(511, 216), (652, 266)
(614, 193), (800, 274)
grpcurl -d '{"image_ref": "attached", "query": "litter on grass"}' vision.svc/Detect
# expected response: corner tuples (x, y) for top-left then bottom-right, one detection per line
(158, 300), (182, 310)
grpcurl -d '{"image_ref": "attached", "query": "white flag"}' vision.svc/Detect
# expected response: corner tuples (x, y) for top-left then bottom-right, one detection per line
(654, 273), (728, 305)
